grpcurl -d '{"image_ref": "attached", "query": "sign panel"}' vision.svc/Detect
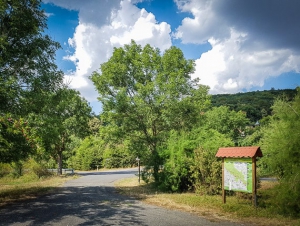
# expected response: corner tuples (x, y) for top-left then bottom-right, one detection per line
(224, 158), (252, 193)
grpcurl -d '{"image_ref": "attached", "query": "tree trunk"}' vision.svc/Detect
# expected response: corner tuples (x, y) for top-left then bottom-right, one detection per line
(57, 136), (66, 175)
(57, 151), (63, 175)
(151, 145), (160, 182)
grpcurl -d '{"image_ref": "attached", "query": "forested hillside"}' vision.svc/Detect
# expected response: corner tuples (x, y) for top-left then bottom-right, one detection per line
(211, 89), (297, 122)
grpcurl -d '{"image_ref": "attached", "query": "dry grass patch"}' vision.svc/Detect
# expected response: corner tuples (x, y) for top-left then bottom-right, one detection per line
(115, 177), (300, 226)
(0, 174), (78, 206)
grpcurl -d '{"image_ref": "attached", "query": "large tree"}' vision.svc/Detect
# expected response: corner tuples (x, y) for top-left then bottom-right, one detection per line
(91, 40), (210, 179)
(0, 0), (63, 114)
(0, 0), (63, 164)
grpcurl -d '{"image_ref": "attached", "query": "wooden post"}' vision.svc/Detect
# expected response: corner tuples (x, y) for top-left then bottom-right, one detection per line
(252, 157), (257, 207)
(136, 157), (140, 184)
(138, 160), (140, 184)
(222, 158), (226, 204)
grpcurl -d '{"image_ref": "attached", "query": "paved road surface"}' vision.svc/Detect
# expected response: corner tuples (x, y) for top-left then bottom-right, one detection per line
(0, 169), (246, 225)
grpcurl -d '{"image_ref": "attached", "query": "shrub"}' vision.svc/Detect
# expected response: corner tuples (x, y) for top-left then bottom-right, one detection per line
(270, 175), (300, 217)
(157, 128), (233, 193)
(25, 159), (52, 179)
(190, 147), (222, 195)
(157, 131), (194, 192)
(0, 163), (11, 178)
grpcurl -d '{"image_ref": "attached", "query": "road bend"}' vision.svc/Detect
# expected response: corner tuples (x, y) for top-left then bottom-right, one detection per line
(0, 168), (247, 226)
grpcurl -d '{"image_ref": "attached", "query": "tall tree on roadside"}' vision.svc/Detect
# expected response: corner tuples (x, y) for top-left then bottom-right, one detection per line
(0, 0), (63, 164)
(91, 40), (210, 180)
(0, 0), (63, 114)
(29, 88), (92, 174)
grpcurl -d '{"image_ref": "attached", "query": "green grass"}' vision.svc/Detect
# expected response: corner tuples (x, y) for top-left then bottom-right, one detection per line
(115, 178), (300, 226)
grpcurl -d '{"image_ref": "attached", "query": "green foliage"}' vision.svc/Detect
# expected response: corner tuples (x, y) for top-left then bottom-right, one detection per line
(10, 161), (23, 178)
(204, 106), (250, 142)
(88, 117), (101, 135)
(189, 129), (233, 195)
(260, 89), (300, 216)
(0, 115), (38, 163)
(158, 129), (233, 193)
(69, 136), (104, 170)
(103, 144), (135, 169)
(28, 88), (92, 174)
(0, 163), (11, 177)
(69, 134), (137, 170)
(270, 175), (300, 217)
(157, 131), (193, 192)
(0, 0), (63, 115)
(91, 40), (210, 180)
(239, 126), (263, 147)
(211, 89), (297, 122)
(261, 92), (300, 178)
(25, 159), (52, 179)
(0, 0), (64, 165)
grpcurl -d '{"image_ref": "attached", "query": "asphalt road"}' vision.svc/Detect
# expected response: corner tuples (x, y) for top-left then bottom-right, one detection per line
(0, 168), (246, 226)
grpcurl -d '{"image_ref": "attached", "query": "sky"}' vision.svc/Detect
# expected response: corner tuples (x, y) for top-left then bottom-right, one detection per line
(42, 0), (300, 114)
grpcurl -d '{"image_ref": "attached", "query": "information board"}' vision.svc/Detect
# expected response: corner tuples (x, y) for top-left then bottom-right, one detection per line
(224, 158), (252, 193)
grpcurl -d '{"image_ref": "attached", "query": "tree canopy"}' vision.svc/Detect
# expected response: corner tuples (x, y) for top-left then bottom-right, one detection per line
(0, 0), (65, 165)
(0, 0), (63, 115)
(91, 40), (210, 179)
(30, 88), (92, 174)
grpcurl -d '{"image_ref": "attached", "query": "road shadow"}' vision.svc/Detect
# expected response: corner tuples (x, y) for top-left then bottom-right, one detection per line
(0, 185), (149, 225)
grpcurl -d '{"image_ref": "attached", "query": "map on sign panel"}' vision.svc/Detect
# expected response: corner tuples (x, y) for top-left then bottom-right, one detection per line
(224, 158), (252, 193)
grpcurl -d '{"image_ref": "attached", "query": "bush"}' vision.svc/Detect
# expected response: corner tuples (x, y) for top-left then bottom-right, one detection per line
(260, 90), (300, 216)
(0, 163), (12, 178)
(190, 147), (222, 195)
(157, 128), (233, 193)
(270, 175), (300, 217)
(103, 145), (134, 169)
(159, 155), (193, 192)
(24, 159), (52, 179)
(10, 161), (23, 178)
(157, 131), (194, 192)
(32, 165), (52, 178)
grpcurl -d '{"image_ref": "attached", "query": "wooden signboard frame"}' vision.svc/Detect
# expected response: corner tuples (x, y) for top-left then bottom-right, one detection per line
(216, 146), (262, 207)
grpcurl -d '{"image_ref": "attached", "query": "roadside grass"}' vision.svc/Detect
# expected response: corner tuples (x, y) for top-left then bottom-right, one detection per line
(0, 167), (132, 206)
(0, 173), (78, 206)
(115, 178), (300, 226)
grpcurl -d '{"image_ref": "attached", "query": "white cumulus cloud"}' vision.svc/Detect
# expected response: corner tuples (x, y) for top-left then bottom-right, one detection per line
(45, 0), (172, 105)
(175, 0), (300, 93)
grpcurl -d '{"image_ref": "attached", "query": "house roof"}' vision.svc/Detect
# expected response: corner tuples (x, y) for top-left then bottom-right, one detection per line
(215, 146), (263, 158)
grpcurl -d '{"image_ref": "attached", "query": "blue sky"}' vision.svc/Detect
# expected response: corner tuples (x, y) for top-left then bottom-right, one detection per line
(42, 0), (300, 114)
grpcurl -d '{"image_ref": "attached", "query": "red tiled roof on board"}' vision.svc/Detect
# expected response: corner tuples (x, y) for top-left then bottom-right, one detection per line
(216, 146), (263, 158)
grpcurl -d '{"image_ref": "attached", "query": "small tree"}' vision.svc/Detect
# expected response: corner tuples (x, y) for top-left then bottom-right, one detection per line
(32, 88), (92, 174)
